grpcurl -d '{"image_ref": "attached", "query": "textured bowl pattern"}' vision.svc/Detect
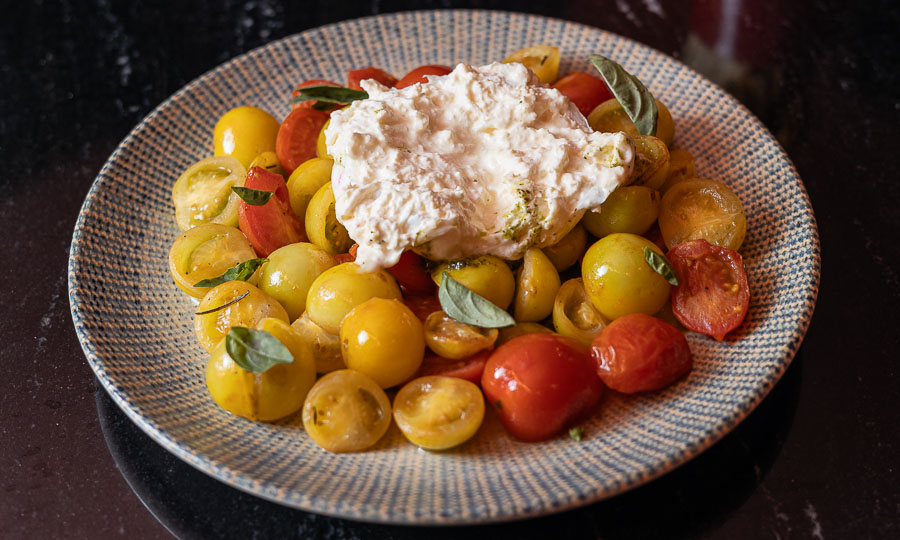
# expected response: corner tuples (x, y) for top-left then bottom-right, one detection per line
(68, 10), (820, 524)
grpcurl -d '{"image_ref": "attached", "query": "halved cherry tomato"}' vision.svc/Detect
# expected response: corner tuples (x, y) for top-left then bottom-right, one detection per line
(415, 350), (490, 385)
(275, 108), (330, 175)
(590, 313), (692, 393)
(403, 293), (442, 322)
(291, 78), (342, 111)
(238, 166), (305, 257)
(393, 376), (485, 450)
(667, 239), (750, 341)
(347, 67), (397, 90)
(482, 333), (603, 441)
(395, 65), (452, 89)
(387, 251), (435, 295)
(551, 72), (613, 117)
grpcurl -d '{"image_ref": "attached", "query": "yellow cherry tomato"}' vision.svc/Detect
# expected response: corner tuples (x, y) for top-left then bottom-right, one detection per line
(172, 156), (247, 231)
(305, 181), (353, 255)
(587, 98), (675, 148)
(542, 223), (588, 272)
(424, 311), (498, 359)
(581, 233), (671, 320)
(502, 45), (560, 84)
(552, 278), (608, 346)
(581, 185), (661, 238)
(305, 262), (402, 335)
(204, 318), (316, 422)
(291, 312), (345, 374)
(393, 376), (485, 450)
(168, 223), (258, 298)
(286, 157), (334, 220)
(301, 369), (392, 452)
(632, 136), (670, 190)
(213, 106), (280, 169)
(248, 151), (286, 179)
(257, 242), (335, 321)
(431, 256), (515, 310)
(340, 298), (425, 388)
(513, 248), (561, 322)
(659, 149), (697, 194)
(194, 281), (289, 352)
(316, 118), (331, 158)
(658, 178), (747, 251)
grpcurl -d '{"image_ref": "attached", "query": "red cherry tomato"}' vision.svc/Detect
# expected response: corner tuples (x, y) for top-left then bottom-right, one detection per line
(347, 67), (397, 90)
(275, 107), (330, 175)
(395, 65), (453, 89)
(237, 167), (305, 257)
(591, 313), (692, 393)
(482, 333), (603, 442)
(333, 243), (358, 264)
(551, 72), (614, 117)
(403, 293), (442, 322)
(291, 78), (341, 111)
(667, 239), (750, 341)
(387, 251), (435, 295)
(415, 350), (489, 384)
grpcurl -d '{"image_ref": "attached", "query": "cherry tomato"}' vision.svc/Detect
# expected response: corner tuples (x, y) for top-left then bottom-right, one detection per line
(275, 108), (330, 175)
(415, 350), (490, 384)
(347, 67), (397, 90)
(387, 250), (435, 295)
(291, 78), (341, 111)
(551, 72), (613, 117)
(237, 166), (305, 257)
(590, 313), (692, 393)
(395, 65), (452, 89)
(481, 333), (603, 441)
(393, 376), (485, 450)
(333, 243), (358, 265)
(667, 239), (750, 341)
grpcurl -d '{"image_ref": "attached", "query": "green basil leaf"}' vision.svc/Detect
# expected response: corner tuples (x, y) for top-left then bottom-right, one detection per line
(225, 327), (294, 373)
(438, 272), (515, 329)
(289, 85), (368, 106)
(231, 186), (273, 206)
(643, 247), (679, 286)
(569, 426), (584, 442)
(311, 100), (336, 111)
(589, 54), (658, 137)
(194, 258), (269, 288)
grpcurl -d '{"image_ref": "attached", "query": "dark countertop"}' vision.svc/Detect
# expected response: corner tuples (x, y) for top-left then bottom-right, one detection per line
(2, 1), (898, 538)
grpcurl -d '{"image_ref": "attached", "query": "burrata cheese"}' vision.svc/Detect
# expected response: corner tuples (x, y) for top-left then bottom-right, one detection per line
(325, 62), (634, 271)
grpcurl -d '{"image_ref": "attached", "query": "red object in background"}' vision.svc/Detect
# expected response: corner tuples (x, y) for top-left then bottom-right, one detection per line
(237, 167), (305, 257)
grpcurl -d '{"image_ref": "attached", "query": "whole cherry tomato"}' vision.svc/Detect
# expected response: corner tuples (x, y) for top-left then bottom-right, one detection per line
(551, 72), (614, 117)
(415, 350), (490, 384)
(482, 333), (603, 441)
(291, 78), (342, 111)
(667, 239), (750, 341)
(590, 313), (692, 393)
(387, 250), (435, 295)
(275, 108), (330, 174)
(347, 67), (397, 90)
(238, 167), (305, 257)
(395, 65), (453, 89)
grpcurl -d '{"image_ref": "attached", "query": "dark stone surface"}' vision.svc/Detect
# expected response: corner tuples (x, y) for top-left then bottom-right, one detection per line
(1, 0), (898, 538)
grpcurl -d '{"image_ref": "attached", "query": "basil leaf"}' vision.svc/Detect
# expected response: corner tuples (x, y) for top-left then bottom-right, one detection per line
(643, 247), (679, 286)
(195, 290), (250, 316)
(289, 85), (368, 106)
(225, 327), (294, 374)
(231, 186), (274, 206)
(569, 426), (584, 442)
(589, 54), (658, 137)
(438, 272), (515, 328)
(194, 258), (269, 288)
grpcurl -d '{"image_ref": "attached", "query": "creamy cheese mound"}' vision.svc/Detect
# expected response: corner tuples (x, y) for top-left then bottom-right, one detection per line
(325, 62), (634, 271)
